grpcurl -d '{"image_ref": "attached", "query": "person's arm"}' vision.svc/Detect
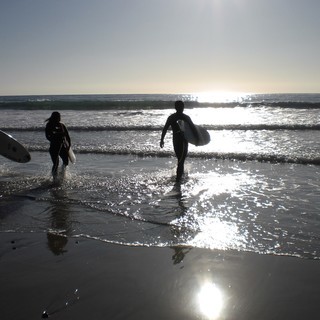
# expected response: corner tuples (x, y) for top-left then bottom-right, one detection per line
(160, 117), (171, 148)
(45, 123), (53, 142)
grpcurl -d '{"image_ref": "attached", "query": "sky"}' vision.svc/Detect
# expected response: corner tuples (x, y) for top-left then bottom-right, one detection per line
(1, 0), (320, 95)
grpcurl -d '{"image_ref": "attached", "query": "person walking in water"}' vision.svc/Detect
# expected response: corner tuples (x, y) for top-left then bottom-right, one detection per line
(45, 111), (71, 178)
(160, 100), (198, 181)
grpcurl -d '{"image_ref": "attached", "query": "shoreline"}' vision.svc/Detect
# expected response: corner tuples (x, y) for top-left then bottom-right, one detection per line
(1, 232), (320, 319)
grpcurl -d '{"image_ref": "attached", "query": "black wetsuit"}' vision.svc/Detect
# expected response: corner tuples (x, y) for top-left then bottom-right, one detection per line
(45, 121), (71, 175)
(161, 112), (196, 180)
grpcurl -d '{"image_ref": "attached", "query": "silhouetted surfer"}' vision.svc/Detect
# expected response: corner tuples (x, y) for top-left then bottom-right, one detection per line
(160, 100), (198, 181)
(45, 112), (71, 178)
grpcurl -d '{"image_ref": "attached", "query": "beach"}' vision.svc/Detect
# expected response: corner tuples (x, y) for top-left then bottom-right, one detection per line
(1, 232), (320, 320)
(2, 0), (320, 315)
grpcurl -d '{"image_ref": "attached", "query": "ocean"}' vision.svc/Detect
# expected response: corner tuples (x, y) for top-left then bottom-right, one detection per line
(0, 93), (319, 259)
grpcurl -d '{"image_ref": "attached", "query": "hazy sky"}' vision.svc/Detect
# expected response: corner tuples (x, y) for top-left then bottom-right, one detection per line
(1, 0), (320, 95)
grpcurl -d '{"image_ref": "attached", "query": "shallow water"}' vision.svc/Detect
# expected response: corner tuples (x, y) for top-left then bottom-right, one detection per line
(2, 103), (320, 165)
(1, 152), (319, 259)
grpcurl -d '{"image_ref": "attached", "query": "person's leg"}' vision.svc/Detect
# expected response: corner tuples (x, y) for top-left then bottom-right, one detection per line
(49, 146), (60, 177)
(173, 135), (188, 181)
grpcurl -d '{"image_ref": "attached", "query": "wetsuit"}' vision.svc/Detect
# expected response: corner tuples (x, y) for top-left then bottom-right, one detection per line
(160, 112), (197, 181)
(45, 121), (71, 176)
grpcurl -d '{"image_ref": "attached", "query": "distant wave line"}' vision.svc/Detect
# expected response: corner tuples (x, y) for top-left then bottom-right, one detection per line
(1, 100), (320, 110)
(2, 124), (320, 132)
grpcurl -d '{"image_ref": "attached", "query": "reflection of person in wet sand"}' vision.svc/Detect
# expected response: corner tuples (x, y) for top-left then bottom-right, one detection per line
(47, 233), (68, 255)
(47, 189), (72, 255)
(160, 101), (198, 181)
(45, 112), (71, 178)
(171, 247), (192, 264)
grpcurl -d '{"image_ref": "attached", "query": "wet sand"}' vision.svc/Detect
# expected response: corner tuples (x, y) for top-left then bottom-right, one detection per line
(1, 232), (320, 320)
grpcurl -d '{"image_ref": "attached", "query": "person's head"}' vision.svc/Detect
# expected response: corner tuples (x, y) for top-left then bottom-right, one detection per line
(46, 111), (61, 123)
(175, 100), (184, 113)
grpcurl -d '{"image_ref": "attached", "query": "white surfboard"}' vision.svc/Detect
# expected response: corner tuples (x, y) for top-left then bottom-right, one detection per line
(63, 138), (76, 164)
(0, 130), (31, 163)
(179, 121), (210, 146)
(68, 147), (76, 164)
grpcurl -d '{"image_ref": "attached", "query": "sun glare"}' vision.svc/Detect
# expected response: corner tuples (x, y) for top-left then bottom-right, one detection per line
(198, 282), (224, 319)
(193, 91), (250, 103)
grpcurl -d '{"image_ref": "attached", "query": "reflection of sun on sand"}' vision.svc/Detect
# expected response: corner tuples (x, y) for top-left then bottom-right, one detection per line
(198, 282), (223, 320)
(198, 282), (224, 319)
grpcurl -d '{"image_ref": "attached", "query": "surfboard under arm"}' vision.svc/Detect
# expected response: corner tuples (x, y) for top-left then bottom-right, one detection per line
(179, 121), (210, 146)
(68, 147), (76, 164)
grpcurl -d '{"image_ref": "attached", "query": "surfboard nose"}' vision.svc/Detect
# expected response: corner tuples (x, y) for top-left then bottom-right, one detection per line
(0, 130), (31, 163)
(24, 154), (31, 163)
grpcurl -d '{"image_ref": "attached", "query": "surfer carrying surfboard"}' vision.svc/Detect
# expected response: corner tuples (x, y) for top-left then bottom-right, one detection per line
(45, 111), (71, 177)
(160, 100), (199, 181)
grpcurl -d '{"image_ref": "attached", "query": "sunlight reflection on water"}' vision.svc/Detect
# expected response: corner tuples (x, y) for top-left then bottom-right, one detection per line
(176, 170), (256, 250)
(190, 218), (247, 251)
(191, 91), (250, 103)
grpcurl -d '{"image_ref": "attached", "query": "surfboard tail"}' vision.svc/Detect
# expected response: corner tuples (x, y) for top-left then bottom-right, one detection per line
(68, 148), (76, 164)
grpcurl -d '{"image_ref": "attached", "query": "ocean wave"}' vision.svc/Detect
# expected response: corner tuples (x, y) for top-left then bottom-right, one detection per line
(205, 152), (320, 166)
(250, 101), (320, 109)
(27, 147), (320, 166)
(2, 124), (320, 132)
(1, 95), (320, 110)
(0, 100), (186, 110)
